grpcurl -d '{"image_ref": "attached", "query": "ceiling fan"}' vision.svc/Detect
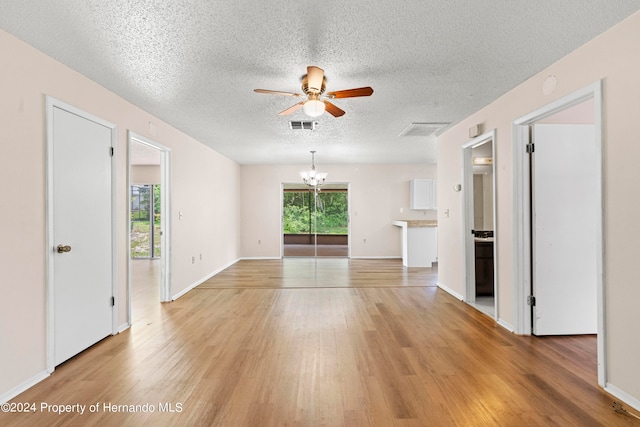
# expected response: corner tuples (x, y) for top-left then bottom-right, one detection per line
(254, 66), (373, 118)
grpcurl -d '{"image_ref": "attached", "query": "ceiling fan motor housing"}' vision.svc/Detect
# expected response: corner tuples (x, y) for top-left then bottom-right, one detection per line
(302, 74), (326, 95)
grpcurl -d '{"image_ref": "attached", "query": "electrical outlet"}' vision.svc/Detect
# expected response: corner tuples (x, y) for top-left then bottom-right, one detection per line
(191, 256), (195, 264)
(200, 254), (202, 261)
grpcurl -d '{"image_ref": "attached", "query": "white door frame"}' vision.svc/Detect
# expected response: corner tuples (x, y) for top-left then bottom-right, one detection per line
(45, 96), (118, 373)
(462, 130), (497, 316)
(511, 80), (605, 385)
(127, 131), (172, 314)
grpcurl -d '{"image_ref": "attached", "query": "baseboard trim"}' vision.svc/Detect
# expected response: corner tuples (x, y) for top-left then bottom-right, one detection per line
(605, 383), (640, 413)
(497, 318), (515, 333)
(172, 258), (240, 300)
(0, 370), (49, 404)
(436, 281), (464, 300)
(239, 257), (282, 260)
(118, 322), (131, 334)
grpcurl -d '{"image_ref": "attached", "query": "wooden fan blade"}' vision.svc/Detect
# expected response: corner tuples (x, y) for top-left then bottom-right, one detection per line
(254, 89), (302, 97)
(306, 66), (325, 92)
(327, 86), (374, 99)
(323, 101), (345, 117)
(279, 102), (305, 116)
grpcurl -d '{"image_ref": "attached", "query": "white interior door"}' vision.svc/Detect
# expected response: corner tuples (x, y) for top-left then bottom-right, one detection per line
(51, 105), (114, 365)
(531, 124), (597, 335)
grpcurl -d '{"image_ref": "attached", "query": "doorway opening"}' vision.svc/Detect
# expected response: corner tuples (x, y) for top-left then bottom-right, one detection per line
(512, 81), (604, 385)
(282, 183), (350, 257)
(127, 132), (172, 327)
(462, 130), (497, 319)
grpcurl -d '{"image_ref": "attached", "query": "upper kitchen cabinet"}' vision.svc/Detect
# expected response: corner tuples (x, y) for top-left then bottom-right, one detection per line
(410, 179), (437, 210)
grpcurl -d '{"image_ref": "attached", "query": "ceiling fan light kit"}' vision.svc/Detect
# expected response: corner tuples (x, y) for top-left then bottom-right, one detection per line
(302, 99), (325, 117)
(255, 65), (373, 118)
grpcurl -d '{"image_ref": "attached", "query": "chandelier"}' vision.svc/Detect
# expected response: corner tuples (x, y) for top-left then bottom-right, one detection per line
(300, 150), (327, 189)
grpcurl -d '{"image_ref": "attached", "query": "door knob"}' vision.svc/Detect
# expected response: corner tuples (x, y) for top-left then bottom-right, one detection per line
(57, 244), (72, 254)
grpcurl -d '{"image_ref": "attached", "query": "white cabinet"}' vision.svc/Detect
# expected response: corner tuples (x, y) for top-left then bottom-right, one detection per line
(410, 179), (437, 210)
(392, 221), (438, 267)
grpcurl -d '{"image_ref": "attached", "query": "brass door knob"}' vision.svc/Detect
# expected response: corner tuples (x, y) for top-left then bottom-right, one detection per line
(57, 244), (72, 254)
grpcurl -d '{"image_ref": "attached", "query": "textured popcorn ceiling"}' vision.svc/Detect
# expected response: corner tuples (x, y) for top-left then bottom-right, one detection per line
(2, 1), (640, 164)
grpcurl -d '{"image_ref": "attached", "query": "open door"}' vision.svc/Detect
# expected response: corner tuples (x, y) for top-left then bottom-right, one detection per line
(531, 124), (597, 335)
(513, 82), (605, 385)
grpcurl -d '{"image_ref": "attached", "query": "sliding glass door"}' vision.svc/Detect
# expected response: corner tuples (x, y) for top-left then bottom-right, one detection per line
(130, 184), (161, 258)
(282, 184), (349, 257)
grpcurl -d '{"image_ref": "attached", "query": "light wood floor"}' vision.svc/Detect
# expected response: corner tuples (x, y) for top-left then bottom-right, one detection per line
(3, 259), (639, 426)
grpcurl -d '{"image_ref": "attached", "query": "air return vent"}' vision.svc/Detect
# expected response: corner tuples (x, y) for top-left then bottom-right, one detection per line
(289, 121), (318, 130)
(399, 122), (448, 137)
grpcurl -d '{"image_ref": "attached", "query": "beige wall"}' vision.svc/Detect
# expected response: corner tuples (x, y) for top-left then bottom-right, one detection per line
(241, 164), (437, 258)
(0, 30), (241, 398)
(437, 12), (640, 404)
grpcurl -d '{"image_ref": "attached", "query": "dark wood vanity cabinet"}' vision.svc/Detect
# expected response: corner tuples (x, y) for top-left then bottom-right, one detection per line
(475, 241), (494, 296)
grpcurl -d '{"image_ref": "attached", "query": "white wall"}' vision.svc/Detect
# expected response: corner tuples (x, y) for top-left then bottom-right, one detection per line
(0, 30), (241, 400)
(437, 11), (640, 406)
(241, 163), (437, 258)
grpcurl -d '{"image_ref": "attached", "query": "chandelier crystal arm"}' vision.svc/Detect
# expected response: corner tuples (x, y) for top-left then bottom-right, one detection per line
(301, 151), (327, 189)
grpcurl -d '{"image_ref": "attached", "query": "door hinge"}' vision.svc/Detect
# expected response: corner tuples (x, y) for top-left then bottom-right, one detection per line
(111, 296), (115, 306)
(110, 147), (115, 156)
(526, 143), (535, 154)
(527, 295), (536, 306)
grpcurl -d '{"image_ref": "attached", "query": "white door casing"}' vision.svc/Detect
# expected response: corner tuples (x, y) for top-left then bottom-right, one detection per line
(462, 130), (497, 316)
(127, 131), (172, 317)
(511, 80), (605, 385)
(531, 124), (597, 335)
(46, 97), (117, 370)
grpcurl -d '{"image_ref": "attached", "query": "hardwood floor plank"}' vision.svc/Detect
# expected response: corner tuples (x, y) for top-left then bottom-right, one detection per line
(2, 259), (639, 426)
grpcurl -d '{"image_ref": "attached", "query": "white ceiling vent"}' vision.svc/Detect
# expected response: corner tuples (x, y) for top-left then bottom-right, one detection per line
(289, 121), (318, 130)
(399, 122), (448, 137)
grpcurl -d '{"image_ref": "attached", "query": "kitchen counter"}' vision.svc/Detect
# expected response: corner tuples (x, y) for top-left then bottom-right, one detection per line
(474, 237), (494, 242)
(392, 221), (438, 267)
(404, 220), (438, 228)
